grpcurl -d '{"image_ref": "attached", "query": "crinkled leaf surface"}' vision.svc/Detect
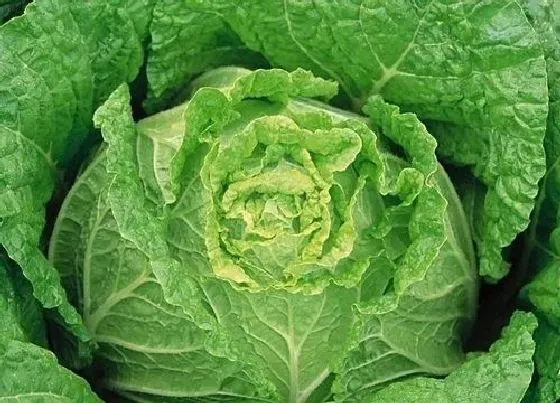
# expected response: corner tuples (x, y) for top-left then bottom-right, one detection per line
(0, 255), (46, 346)
(145, 0), (268, 112)
(0, 339), (101, 402)
(366, 311), (537, 403)
(50, 68), (476, 402)
(519, 0), (560, 276)
(333, 161), (477, 402)
(0, 0), (155, 347)
(517, 1), (560, 401)
(522, 317), (560, 403)
(0, 254), (99, 402)
(51, 83), (277, 401)
(164, 0), (549, 281)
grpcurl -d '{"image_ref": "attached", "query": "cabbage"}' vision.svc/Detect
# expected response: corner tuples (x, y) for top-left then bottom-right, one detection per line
(49, 68), (477, 401)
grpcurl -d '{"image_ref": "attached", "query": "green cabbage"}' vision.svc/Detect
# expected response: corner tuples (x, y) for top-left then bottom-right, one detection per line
(0, 1), (553, 402)
(49, 67), (477, 402)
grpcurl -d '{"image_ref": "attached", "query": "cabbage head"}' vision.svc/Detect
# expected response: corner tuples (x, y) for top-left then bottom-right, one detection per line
(49, 67), (477, 402)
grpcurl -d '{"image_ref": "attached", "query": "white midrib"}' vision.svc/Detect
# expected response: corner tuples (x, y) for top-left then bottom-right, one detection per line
(82, 198), (109, 326)
(94, 335), (200, 354)
(86, 273), (151, 334)
(283, 0), (431, 105)
(0, 392), (70, 401)
(370, 2), (431, 95)
(287, 306), (299, 403)
(280, 297), (329, 403)
(298, 368), (331, 403)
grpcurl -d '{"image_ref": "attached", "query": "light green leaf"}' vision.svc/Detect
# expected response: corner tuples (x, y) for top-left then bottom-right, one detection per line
(180, 0), (548, 281)
(363, 96), (449, 293)
(365, 311), (537, 403)
(50, 124), (275, 400)
(201, 279), (356, 403)
(91, 85), (219, 345)
(51, 67), (477, 401)
(333, 165), (477, 401)
(0, 0), (154, 346)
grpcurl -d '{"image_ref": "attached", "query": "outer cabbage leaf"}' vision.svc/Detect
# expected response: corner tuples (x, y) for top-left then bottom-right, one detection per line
(0, 255), (100, 402)
(517, 2), (560, 401)
(366, 311), (537, 403)
(0, 340), (102, 402)
(333, 162), (477, 401)
(50, 68), (476, 402)
(0, 255), (46, 346)
(0, 0), (156, 353)
(522, 316), (560, 403)
(519, 0), (560, 278)
(0, 0), (92, 342)
(157, 0), (549, 281)
(521, 263), (560, 403)
(145, 0), (268, 112)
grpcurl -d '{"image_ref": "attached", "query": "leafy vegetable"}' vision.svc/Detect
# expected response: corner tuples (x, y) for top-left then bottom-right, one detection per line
(0, 256), (101, 401)
(368, 311), (537, 403)
(0, 0), (158, 346)
(147, 0), (549, 281)
(0, 340), (101, 402)
(49, 68), (477, 401)
(517, 1), (560, 401)
(0, 255), (46, 347)
(0, 1), (556, 402)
